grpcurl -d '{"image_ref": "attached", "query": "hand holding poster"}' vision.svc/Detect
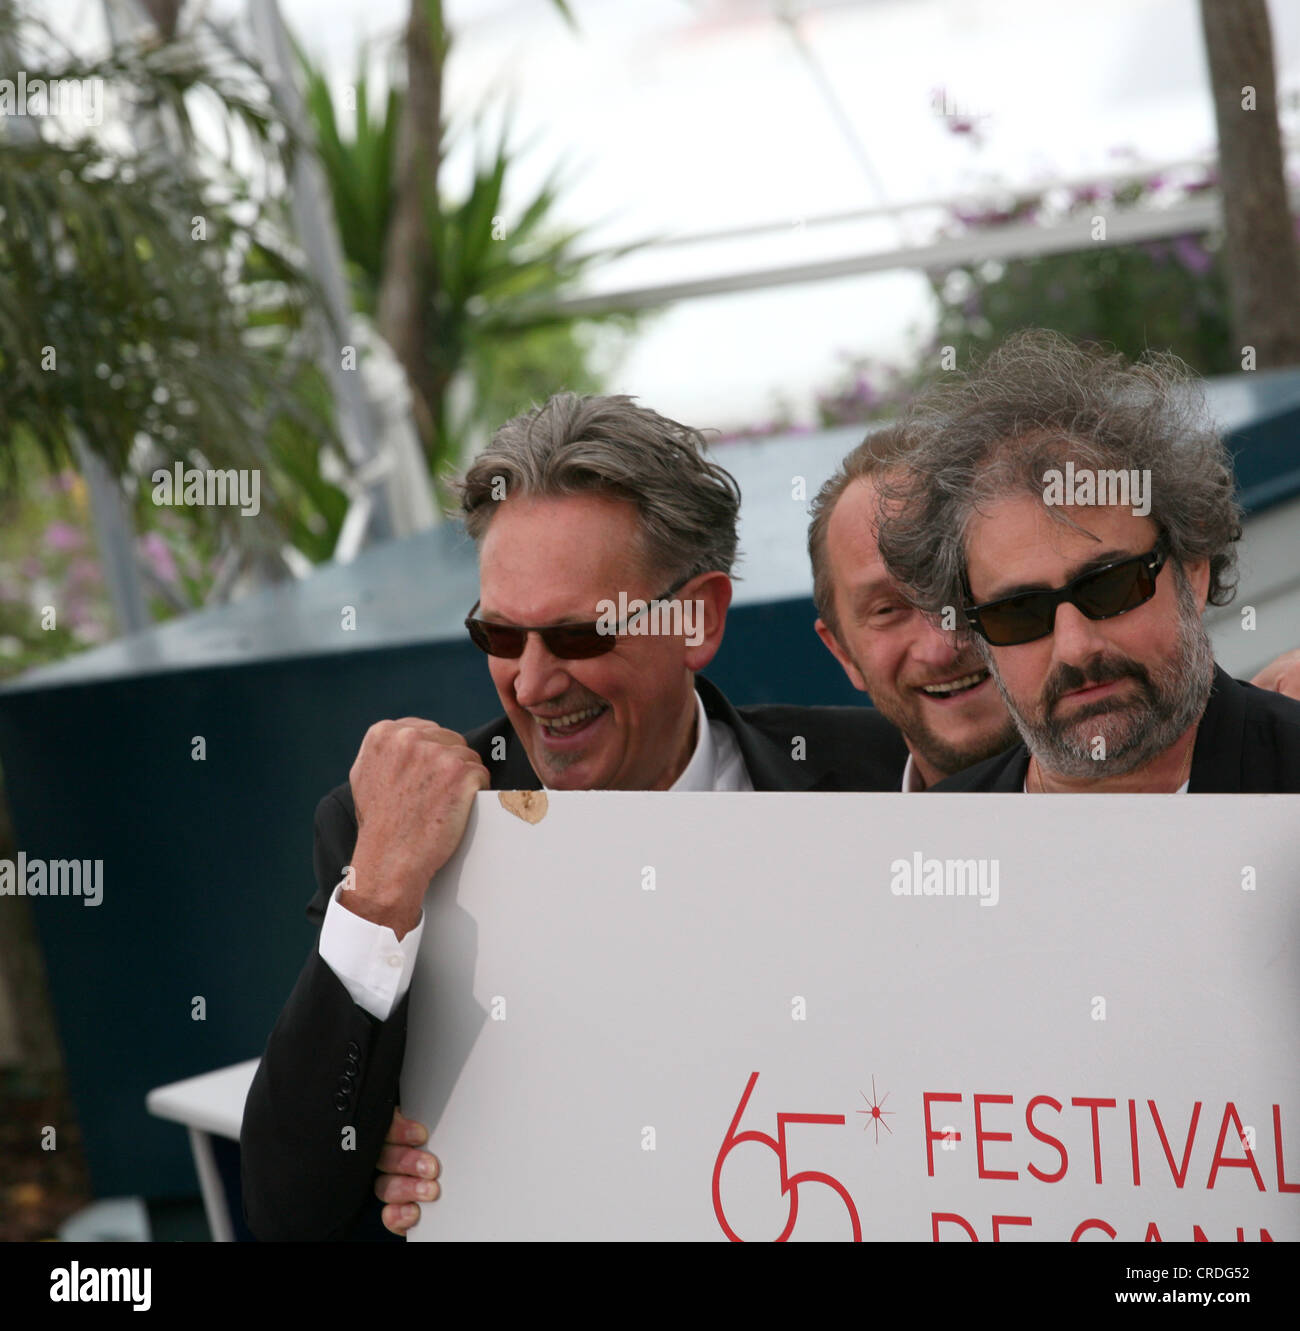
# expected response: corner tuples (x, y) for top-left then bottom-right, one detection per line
(401, 791), (1299, 1241)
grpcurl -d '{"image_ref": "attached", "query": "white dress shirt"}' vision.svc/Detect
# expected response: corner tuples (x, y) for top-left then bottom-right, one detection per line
(318, 690), (752, 1020)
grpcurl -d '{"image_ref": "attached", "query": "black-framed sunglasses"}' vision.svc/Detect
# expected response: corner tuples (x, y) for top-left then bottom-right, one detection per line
(963, 541), (1167, 646)
(464, 575), (693, 659)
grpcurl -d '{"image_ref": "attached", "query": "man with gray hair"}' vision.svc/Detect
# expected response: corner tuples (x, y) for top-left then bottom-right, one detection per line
(241, 392), (906, 1241)
(871, 329), (1300, 794)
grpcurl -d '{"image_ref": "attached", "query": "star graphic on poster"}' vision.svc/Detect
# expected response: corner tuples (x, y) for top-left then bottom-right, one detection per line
(856, 1076), (894, 1145)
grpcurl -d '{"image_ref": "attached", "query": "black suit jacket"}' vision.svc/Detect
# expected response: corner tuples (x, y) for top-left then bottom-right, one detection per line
(930, 665), (1300, 792)
(239, 676), (907, 1241)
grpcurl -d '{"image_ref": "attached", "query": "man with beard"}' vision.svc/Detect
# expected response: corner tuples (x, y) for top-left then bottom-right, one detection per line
(871, 329), (1300, 794)
(809, 423), (1300, 792)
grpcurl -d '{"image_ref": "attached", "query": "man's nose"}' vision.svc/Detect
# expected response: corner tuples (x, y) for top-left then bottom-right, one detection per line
(1050, 600), (1112, 668)
(512, 631), (570, 706)
(911, 615), (966, 669)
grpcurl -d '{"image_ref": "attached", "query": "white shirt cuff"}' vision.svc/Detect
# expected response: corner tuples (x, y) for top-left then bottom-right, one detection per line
(318, 883), (424, 1022)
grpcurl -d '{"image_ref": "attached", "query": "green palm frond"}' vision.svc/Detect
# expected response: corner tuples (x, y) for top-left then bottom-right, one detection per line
(0, 1), (344, 546)
(0, 136), (328, 509)
(296, 5), (652, 473)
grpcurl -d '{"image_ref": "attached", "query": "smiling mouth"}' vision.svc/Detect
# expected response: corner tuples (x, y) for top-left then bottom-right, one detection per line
(918, 669), (990, 699)
(531, 702), (609, 739)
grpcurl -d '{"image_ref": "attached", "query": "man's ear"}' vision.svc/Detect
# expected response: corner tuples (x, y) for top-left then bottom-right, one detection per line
(815, 617), (868, 693)
(682, 572), (732, 672)
(1183, 556), (1211, 611)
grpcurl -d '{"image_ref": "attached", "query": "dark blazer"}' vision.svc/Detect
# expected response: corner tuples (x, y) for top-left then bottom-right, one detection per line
(239, 676), (907, 1241)
(930, 665), (1300, 793)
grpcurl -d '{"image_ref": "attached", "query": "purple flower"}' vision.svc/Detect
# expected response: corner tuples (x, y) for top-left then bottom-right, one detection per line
(73, 619), (110, 645)
(139, 531), (179, 585)
(1172, 235), (1213, 276)
(63, 595), (91, 629)
(44, 521), (84, 553)
(66, 558), (102, 590)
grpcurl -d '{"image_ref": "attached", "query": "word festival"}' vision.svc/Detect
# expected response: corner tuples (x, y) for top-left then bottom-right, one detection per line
(924, 1088), (1296, 1241)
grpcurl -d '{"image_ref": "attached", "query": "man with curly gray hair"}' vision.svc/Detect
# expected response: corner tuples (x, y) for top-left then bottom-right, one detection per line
(873, 329), (1300, 794)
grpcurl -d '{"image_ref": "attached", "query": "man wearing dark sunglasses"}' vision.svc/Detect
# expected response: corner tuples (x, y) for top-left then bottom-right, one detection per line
(872, 329), (1300, 794)
(809, 424), (1300, 794)
(241, 392), (907, 1242)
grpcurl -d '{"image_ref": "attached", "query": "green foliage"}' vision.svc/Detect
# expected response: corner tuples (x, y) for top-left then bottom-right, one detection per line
(925, 173), (1239, 377)
(927, 236), (1235, 379)
(0, 0), (638, 675)
(299, 49), (643, 474)
(300, 56), (400, 314)
(0, 0), (356, 673)
(814, 174), (1241, 432)
(0, 138), (318, 488)
(0, 8), (341, 525)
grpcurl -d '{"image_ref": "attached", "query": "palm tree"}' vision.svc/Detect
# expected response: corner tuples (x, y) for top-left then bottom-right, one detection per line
(324, 0), (639, 481)
(0, 2), (333, 498)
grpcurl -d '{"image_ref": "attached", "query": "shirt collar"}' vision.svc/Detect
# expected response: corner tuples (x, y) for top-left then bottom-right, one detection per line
(668, 690), (716, 792)
(901, 750), (926, 793)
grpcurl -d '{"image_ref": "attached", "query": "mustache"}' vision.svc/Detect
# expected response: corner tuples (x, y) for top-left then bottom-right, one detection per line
(1042, 655), (1150, 712)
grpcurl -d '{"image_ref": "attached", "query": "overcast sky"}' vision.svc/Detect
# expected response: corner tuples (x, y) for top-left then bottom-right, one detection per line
(37, 0), (1300, 428)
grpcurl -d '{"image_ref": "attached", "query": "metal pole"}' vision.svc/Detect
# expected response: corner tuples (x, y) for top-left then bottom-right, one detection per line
(250, 0), (439, 546)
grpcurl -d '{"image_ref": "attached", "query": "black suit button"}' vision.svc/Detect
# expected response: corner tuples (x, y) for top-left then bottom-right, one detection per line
(345, 1053), (360, 1073)
(334, 1092), (350, 1110)
(338, 1072), (355, 1090)
(346, 1041), (360, 1057)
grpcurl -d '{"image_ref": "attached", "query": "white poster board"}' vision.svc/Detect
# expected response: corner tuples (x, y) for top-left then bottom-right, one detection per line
(403, 793), (1300, 1241)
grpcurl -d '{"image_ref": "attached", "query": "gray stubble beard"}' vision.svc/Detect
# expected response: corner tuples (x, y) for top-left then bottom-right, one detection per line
(981, 569), (1215, 781)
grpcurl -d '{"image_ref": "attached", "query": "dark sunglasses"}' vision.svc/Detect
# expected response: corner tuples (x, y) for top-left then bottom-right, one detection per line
(465, 575), (692, 659)
(963, 541), (1167, 646)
